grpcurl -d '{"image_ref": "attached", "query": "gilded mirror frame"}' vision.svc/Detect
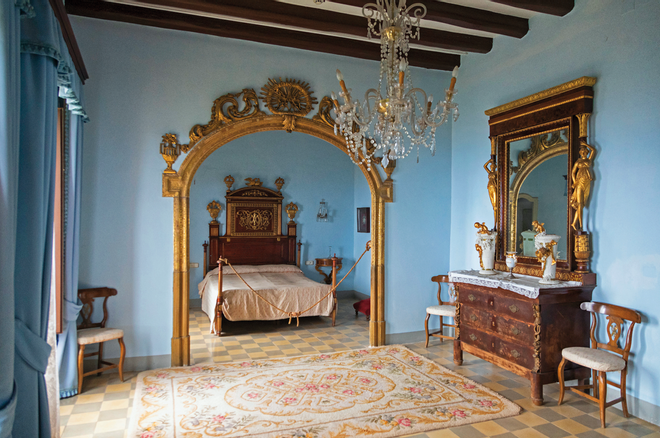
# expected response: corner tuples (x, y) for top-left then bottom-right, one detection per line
(485, 77), (597, 283)
(160, 80), (393, 366)
(502, 120), (572, 271)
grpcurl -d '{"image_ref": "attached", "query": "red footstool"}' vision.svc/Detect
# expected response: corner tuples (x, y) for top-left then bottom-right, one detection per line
(353, 298), (370, 320)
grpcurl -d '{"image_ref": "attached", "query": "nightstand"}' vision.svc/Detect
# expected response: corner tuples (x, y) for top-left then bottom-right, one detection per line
(314, 257), (343, 285)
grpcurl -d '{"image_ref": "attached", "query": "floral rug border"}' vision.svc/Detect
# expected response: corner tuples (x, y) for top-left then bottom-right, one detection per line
(129, 345), (521, 437)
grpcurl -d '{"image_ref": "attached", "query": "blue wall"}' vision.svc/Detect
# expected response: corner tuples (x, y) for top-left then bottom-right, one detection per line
(189, 131), (358, 294)
(72, 15), (453, 361)
(450, 0), (660, 410)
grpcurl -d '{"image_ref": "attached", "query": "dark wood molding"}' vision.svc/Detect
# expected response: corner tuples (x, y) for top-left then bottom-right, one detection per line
(490, 0), (574, 17)
(66, 0), (461, 70)
(47, 0), (89, 82)
(328, 0), (529, 38)
(133, 0), (491, 54)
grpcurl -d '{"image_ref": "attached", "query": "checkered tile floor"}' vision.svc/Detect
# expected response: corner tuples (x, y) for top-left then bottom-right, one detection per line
(60, 297), (660, 438)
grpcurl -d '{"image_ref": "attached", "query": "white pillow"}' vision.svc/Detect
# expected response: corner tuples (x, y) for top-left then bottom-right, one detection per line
(206, 264), (302, 277)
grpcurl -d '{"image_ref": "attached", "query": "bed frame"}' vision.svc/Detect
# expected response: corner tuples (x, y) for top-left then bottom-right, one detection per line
(202, 176), (338, 335)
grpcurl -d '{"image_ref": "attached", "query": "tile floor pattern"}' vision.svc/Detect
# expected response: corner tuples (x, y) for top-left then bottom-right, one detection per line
(60, 297), (660, 438)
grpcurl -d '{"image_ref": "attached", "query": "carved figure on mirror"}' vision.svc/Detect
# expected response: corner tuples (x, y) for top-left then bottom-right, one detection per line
(570, 140), (596, 231)
(484, 157), (498, 228)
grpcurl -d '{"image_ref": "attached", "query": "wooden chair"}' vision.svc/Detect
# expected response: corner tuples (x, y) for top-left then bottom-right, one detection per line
(77, 287), (126, 393)
(425, 275), (457, 347)
(558, 301), (642, 428)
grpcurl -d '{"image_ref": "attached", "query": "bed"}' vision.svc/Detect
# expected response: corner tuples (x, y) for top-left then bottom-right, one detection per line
(199, 176), (338, 335)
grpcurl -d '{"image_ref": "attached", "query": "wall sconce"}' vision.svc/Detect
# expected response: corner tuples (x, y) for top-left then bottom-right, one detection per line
(317, 199), (328, 222)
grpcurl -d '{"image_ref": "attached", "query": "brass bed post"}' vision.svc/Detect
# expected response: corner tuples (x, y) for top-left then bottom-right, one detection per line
(216, 257), (224, 336)
(331, 254), (338, 326)
(297, 241), (302, 268)
(202, 241), (208, 277)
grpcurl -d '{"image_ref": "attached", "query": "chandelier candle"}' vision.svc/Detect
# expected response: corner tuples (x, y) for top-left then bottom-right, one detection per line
(332, 0), (460, 170)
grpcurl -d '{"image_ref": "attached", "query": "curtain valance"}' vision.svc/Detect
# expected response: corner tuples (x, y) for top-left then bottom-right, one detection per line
(19, 0), (88, 121)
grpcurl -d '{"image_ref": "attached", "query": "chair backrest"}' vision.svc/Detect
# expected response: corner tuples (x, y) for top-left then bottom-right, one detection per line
(431, 275), (455, 305)
(78, 287), (118, 330)
(581, 301), (642, 361)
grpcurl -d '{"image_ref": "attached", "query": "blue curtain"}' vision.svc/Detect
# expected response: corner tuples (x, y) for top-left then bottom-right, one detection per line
(13, 51), (58, 438)
(10, 0), (88, 435)
(0, 1), (23, 437)
(57, 110), (84, 398)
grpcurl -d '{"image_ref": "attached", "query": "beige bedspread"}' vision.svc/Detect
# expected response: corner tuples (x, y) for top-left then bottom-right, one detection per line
(198, 266), (334, 333)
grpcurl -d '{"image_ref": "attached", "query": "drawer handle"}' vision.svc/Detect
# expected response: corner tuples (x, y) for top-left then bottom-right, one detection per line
(469, 334), (477, 341)
(511, 327), (520, 336)
(470, 314), (477, 322)
(511, 350), (521, 358)
(468, 294), (476, 302)
(509, 304), (519, 313)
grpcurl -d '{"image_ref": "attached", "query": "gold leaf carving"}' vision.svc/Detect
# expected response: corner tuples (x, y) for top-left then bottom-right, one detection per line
(260, 78), (317, 117)
(188, 89), (265, 150)
(313, 96), (336, 128)
(237, 210), (273, 231)
(533, 304), (541, 372)
(245, 177), (263, 187)
(515, 130), (568, 172)
(274, 177), (285, 192)
(241, 190), (268, 197)
(485, 77), (597, 116)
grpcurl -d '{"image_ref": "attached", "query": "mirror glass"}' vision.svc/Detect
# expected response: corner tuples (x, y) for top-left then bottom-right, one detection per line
(508, 129), (568, 260)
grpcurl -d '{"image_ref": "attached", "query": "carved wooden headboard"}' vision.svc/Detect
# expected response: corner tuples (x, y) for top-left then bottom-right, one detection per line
(203, 176), (300, 274)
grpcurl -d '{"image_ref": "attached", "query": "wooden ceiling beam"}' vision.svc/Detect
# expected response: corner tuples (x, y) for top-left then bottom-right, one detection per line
(327, 0), (529, 38)
(490, 0), (574, 17)
(107, 0), (492, 54)
(66, 0), (461, 70)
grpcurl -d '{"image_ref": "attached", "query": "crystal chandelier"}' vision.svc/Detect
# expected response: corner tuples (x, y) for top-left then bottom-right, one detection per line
(331, 0), (459, 171)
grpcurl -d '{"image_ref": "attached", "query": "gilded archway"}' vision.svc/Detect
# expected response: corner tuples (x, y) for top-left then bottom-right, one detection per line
(160, 80), (393, 366)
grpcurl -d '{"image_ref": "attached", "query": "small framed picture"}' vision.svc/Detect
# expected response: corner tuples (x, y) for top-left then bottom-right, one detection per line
(357, 207), (370, 233)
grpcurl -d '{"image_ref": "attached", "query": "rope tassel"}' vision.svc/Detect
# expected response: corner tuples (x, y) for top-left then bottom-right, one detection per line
(221, 241), (372, 325)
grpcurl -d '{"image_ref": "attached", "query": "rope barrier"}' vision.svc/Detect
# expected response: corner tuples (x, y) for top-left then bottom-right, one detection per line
(220, 241), (371, 326)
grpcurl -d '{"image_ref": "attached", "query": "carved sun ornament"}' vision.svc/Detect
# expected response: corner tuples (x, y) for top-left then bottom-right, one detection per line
(260, 78), (318, 133)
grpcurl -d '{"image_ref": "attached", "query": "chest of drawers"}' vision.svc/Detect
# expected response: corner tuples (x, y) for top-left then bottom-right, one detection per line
(453, 281), (595, 405)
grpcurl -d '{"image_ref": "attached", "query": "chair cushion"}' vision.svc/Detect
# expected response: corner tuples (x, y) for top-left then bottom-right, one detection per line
(426, 305), (455, 317)
(78, 328), (124, 345)
(562, 347), (626, 372)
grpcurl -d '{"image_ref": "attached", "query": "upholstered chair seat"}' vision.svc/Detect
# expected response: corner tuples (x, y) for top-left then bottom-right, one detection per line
(78, 328), (124, 345)
(562, 347), (626, 372)
(558, 301), (642, 428)
(425, 275), (457, 347)
(426, 305), (455, 317)
(77, 287), (126, 394)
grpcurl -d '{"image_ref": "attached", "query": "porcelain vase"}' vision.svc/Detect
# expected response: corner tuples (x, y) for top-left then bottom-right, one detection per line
(535, 234), (561, 284)
(475, 231), (498, 275)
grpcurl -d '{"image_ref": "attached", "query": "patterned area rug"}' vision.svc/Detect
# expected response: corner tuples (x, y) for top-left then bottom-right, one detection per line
(129, 346), (520, 437)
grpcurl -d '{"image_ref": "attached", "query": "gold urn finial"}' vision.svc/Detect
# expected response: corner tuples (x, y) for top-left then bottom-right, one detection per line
(206, 201), (222, 224)
(285, 202), (299, 224)
(474, 222), (490, 235)
(275, 177), (285, 192)
(160, 133), (181, 174)
(224, 175), (235, 191)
